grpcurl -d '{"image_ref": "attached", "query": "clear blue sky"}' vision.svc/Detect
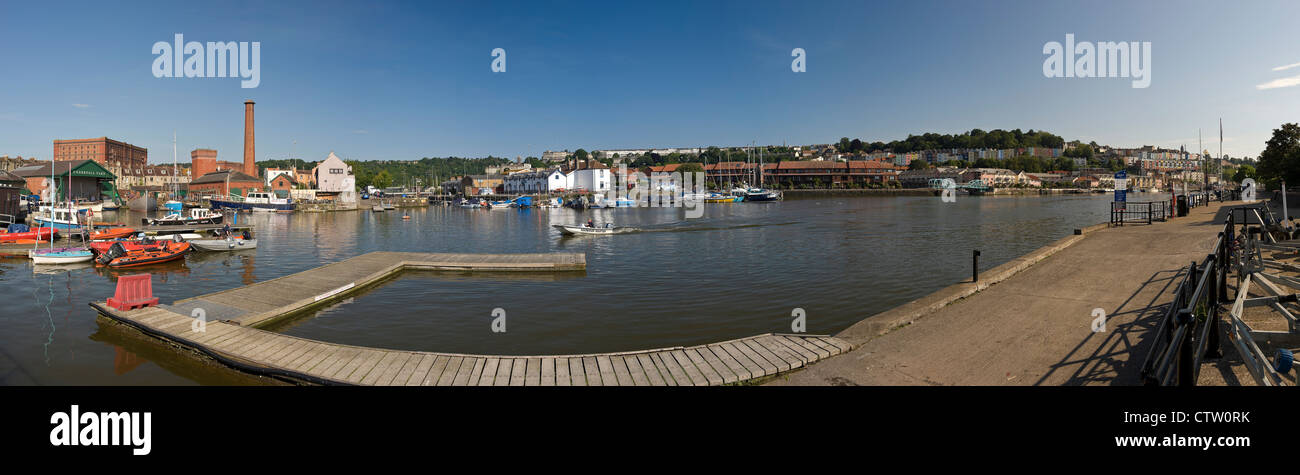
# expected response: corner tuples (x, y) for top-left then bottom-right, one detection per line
(1, 0), (1297, 164)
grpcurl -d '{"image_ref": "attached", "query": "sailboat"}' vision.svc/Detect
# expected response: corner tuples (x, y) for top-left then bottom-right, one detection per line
(30, 161), (93, 264)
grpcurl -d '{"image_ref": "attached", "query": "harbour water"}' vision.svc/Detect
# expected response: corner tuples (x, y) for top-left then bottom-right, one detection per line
(0, 193), (1135, 384)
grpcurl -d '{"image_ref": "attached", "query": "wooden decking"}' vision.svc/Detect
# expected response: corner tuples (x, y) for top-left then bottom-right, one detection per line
(89, 251), (850, 385)
(91, 303), (850, 385)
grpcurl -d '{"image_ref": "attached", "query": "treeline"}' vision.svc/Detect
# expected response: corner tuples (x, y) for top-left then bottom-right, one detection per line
(257, 156), (543, 190)
(912, 155), (1130, 174)
(837, 129), (1067, 154)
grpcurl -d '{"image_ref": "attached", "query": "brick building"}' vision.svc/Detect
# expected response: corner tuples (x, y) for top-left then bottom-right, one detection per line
(53, 137), (147, 169)
(269, 173), (298, 197)
(187, 169), (263, 197)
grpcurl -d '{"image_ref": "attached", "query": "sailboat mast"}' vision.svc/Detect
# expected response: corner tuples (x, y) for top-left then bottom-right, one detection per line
(172, 131), (178, 198)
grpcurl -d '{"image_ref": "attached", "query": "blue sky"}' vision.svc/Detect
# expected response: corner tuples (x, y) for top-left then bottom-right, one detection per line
(1, 0), (1298, 164)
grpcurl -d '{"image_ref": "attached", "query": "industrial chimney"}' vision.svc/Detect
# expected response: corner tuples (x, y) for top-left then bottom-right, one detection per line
(243, 100), (256, 177)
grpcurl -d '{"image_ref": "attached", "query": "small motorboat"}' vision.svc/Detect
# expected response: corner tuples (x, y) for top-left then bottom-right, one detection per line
(190, 230), (257, 252)
(383, 202), (395, 210)
(1, 226), (56, 242)
(95, 239), (191, 268)
(142, 208), (223, 227)
(29, 248), (94, 264)
(89, 239), (153, 255)
(552, 224), (638, 236)
(372, 205), (385, 212)
(89, 227), (137, 241)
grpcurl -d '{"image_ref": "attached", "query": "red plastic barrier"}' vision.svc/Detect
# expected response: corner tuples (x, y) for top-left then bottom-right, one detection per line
(106, 274), (158, 311)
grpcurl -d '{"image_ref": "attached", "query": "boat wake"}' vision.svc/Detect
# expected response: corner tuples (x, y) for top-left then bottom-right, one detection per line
(634, 220), (800, 233)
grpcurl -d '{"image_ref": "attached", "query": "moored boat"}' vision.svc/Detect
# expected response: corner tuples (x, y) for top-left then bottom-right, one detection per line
(744, 188), (782, 201)
(189, 230), (257, 251)
(89, 227), (136, 241)
(142, 208), (223, 227)
(95, 240), (191, 268)
(210, 191), (295, 212)
(1, 226), (56, 242)
(29, 248), (94, 264)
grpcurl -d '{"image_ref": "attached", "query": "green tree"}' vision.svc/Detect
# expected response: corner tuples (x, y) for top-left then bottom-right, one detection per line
(1257, 123), (1300, 187)
(573, 149), (589, 163)
(1232, 164), (1256, 183)
(677, 162), (704, 174)
(372, 170), (394, 189)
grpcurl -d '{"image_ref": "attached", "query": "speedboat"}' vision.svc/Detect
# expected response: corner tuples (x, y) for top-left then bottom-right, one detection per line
(142, 208), (223, 226)
(552, 224), (638, 236)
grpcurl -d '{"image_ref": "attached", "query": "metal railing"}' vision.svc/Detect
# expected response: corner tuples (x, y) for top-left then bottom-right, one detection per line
(1138, 215), (1233, 386)
(1110, 201), (1170, 226)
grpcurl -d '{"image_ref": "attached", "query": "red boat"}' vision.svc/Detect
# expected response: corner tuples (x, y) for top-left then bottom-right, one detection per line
(95, 240), (191, 268)
(0, 227), (56, 243)
(90, 227), (137, 241)
(89, 239), (154, 255)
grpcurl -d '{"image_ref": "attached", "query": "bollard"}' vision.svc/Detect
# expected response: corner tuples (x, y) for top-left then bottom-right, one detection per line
(972, 250), (981, 282)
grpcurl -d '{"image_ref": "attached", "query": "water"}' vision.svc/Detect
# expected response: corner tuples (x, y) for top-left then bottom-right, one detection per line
(0, 193), (1131, 384)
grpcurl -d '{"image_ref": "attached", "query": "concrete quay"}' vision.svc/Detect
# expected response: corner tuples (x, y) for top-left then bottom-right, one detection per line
(769, 200), (1245, 386)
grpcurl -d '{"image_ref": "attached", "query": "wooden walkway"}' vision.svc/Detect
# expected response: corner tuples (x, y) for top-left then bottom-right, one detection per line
(89, 251), (850, 385)
(91, 304), (849, 385)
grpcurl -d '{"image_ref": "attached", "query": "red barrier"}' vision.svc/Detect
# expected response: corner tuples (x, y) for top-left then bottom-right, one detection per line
(106, 274), (159, 311)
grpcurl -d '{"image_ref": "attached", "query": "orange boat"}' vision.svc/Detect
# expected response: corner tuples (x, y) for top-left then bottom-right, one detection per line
(95, 240), (191, 268)
(90, 227), (137, 241)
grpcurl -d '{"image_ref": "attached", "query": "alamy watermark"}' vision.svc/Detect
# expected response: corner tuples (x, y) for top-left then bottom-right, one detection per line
(594, 165), (706, 219)
(152, 34), (260, 88)
(1043, 34), (1150, 88)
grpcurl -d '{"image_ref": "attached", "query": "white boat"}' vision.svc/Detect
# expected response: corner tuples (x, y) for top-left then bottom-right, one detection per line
(153, 233), (203, 241)
(29, 248), (94, 264)
(372, 205), (385, 212)
(552, 224), (638, 235)
(32, 206), (91, 231)
(210, 191), (295, 212)
(190, 236), (257, 251)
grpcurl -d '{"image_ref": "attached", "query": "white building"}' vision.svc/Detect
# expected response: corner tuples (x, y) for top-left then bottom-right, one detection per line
(547, 169), (571, 192)
(570, 165), (610, 193)
(312, 152), (356, 193)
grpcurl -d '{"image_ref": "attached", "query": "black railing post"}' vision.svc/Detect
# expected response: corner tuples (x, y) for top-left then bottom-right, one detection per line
(1176, 308), (1194, 386)
(972, 250), (981, 282)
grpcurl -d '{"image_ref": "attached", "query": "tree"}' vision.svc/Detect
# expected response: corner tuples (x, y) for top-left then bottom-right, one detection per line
(573, 149), (589, 164)
(372, 170), (394, 189)
(1257, 123), (1300, 187)
(1232, 164), (1256, 183)
(676, 162), (704, 174)
(908, 159), (931, 170)
(838, 137), (852, 152)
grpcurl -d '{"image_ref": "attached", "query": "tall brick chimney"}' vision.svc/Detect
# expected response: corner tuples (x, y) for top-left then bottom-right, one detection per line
(242, 100), (256, 177)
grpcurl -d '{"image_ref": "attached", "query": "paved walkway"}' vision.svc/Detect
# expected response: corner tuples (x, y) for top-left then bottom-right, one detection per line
(769, 201), (1243, 386)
